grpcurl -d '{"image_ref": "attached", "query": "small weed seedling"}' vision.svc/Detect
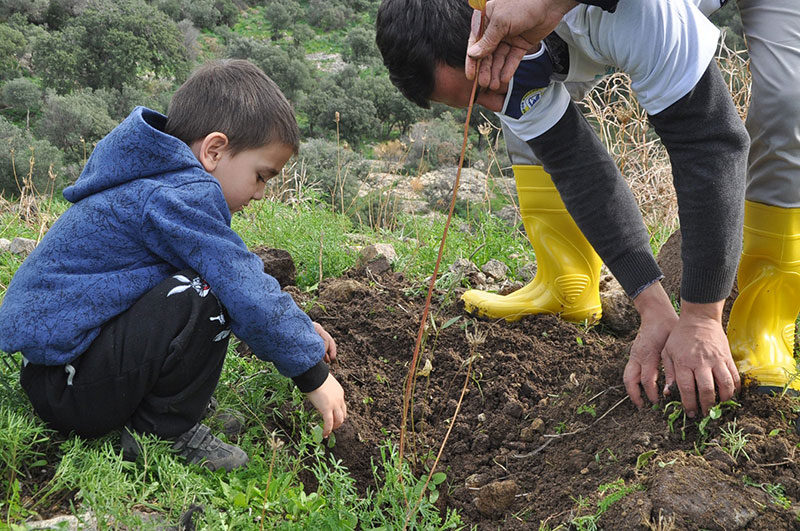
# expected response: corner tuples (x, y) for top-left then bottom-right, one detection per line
(743, 475), (792, 510)
(719, 419), (750, 462)
(568, 479), (643, 531)
(577, 404), (597, 418)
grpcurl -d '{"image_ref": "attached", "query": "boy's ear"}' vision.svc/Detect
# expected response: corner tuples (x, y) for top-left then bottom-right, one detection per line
(193, 132), (230, 173)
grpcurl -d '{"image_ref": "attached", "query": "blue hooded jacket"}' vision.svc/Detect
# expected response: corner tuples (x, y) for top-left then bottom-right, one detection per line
(0, 107), (325, 382)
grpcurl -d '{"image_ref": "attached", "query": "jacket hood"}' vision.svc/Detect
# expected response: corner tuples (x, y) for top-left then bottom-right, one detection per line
(63, 107), (203, 203)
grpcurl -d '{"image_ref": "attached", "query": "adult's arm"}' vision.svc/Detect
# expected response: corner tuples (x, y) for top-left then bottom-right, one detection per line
(525, 100), (684, 412)
(646, 61), (747, 416)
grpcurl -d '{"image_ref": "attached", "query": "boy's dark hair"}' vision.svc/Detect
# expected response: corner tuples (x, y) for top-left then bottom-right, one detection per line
(376, 0), (472, 109)
(165, 59), (300, 154)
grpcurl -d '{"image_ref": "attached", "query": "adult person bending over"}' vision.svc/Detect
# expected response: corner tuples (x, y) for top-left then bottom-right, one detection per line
(376, 0), (748, 418)
(469, 0), (800, 397)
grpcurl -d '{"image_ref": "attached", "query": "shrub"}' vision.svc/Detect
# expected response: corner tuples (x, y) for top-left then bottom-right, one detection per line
(298, 138), (370, 212)
(0, 117), (66, 197)
(0, 24), (27, 80)
(404, 112), (466, 173)
(1, 78), (42, 126)
(34, 89), (117, 162)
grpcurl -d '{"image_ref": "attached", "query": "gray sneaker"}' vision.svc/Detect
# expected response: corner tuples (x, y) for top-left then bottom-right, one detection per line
(171, 423), (249, 471)
(203, 397), (246, 436)
(121, 424), (249, 472)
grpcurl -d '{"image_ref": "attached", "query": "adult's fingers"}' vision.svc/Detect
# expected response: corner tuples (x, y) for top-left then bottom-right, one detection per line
(489, 43), (510, 91)
(623, 360), (644, 409)
(465, 10), (483, 80)
(498, 45), (527, 84)
(333, 406), (346, 432)
(662, 352), (676, 398)
(712, 363), (737, 403)
(674, 365), (698, 418)
(467, 10), (508, 61)
(694, 367), (716, 417)
(727, 356), (742, 393)
(477, 52), (494, 89)
(639, 356), (660, 405)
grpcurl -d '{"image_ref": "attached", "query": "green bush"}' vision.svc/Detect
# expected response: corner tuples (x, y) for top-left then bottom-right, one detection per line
(1, 78), (42, 125)
(404, 112), (466, 173)
(34, 89), (117, 162)
(32, 0), (190, 92)
(226, 34), (313, 100)
(0, 24), (27, 81)
(0, 117), (66, 197)
(298, 138), (370, 212)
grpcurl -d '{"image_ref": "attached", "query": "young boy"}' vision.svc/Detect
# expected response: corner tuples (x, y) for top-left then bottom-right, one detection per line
(376, 0), (748, 419)
(0, 60), (346, 472)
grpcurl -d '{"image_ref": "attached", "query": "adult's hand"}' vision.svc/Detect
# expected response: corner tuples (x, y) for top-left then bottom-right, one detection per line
(661, 300), (740, 418)
(466, 0), (578, 88)
(624, 282), (679, 409)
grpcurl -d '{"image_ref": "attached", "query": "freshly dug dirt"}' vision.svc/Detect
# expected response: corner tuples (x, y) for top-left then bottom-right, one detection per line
(284, 263), (800, 530)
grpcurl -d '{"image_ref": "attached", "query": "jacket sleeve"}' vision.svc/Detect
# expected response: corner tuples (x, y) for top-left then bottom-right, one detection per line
(139, 182), (328, 387)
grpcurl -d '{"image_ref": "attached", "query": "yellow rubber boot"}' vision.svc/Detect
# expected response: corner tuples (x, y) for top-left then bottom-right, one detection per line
(461, 165), (602, 323)
(728, 201), (800, 391)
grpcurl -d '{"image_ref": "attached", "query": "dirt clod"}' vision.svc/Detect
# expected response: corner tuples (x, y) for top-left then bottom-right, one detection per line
(475, 479), (518, 517)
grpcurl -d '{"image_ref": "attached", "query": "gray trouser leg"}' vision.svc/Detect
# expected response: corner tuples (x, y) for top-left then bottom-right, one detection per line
(738, 0), (800, 207)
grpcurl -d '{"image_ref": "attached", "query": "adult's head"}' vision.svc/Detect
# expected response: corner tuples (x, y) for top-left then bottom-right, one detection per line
(376, 0), (474, 108)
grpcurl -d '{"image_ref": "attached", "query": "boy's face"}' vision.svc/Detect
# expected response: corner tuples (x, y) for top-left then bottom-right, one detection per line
(212, 142), (294, 213)
(431, 64), (508, 112)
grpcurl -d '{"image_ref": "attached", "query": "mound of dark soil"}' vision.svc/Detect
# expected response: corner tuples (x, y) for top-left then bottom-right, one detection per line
(288, 267), (800, 530)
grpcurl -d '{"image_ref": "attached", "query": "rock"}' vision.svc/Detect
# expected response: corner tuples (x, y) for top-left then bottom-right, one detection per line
(502, 400), (523, 418)
(465, 473), (488, 488)
(529, 418), (545, 433)
(355, 244), (396, 276)
(481, 259), (508, 281)
(495, 205), (520, 225)
(475, 479), (518, 517)
(252, 247), (296, 288)
(516, 262), (537, 283)
(26, 513), (97, 530)
(10, 237), (37, 256)
(449, 258), (489, 288)
(565, 448), (590, 474)
(649, 456), (764, 529)
(0, 238), (10, 252)
(357, 243), (397, 266)
(321, 279), (369, 302)
(598, 274), (639, 335)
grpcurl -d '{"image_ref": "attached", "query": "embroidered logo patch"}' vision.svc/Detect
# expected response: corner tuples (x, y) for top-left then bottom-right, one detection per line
(520, 88), (545, 116)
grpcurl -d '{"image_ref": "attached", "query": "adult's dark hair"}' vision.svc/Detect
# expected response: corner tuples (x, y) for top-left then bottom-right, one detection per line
(375, 0), (472, 109)
(165, 59), (300, 154)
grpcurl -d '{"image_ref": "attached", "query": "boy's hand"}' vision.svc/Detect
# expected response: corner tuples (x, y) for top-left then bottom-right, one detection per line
(307, 373), (347, 437)
(313, 321), (337, 363)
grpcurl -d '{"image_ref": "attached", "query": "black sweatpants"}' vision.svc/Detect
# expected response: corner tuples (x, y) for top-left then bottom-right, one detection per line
(21, 270), (231, 439)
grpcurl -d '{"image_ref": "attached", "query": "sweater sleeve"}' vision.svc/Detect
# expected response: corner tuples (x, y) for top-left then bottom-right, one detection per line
(527, 100), (663, 298)
(140, 182), (328, 385)
(647, 62), (747, 303)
